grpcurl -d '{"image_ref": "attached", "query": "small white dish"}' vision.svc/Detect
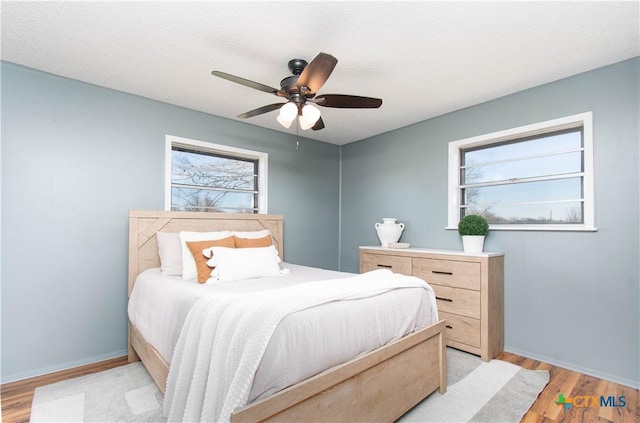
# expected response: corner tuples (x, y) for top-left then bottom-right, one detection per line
(388, 242), (410, 249)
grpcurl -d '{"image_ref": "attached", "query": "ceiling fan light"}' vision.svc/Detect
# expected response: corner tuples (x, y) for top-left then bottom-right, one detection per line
(276, 113), (294, 128)
(302, 104), (321, 124)
(279, 102), (298, 121)
(299, 117), (315, 130)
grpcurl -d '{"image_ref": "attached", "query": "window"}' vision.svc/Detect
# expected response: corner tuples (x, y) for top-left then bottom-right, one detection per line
(448, 112), (595, 231)
(165, 135), (268, 213)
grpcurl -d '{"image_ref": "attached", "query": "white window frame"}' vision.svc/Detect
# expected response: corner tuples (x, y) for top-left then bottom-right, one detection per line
(447, 112), (596, 231)
(165, 135), (268, 213)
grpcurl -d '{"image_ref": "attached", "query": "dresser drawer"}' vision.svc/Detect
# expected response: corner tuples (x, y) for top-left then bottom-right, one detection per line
(360, 253), (412, 275)
(413, 258), (480, 290)
(440, 311), (481, 348)
(430, 284), (480, 319)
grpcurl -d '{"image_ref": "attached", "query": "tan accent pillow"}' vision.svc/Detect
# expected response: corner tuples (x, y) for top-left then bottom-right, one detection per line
(179, 231), (232, 280)
(234, 234), (273, 248)
(186, 237), (235, 283)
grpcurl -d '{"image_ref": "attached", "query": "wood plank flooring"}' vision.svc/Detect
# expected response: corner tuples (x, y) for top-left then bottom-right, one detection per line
(496, 351), (639, 423)
(1, 352), (638, 423)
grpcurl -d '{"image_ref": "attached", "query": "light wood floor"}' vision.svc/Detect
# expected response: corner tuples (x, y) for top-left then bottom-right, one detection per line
(1, 352), (638, 423)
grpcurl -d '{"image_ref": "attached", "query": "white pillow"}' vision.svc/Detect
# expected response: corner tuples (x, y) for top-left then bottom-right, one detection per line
(156, 232), (183, 276)
(205, 245), (281, 283)
(179, 231), (232, 280)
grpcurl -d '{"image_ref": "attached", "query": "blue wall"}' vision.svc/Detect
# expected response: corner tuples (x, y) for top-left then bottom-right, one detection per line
(2, 58), (638, 389)
(340, 58), (640, 388)
(0, 62), (340, 382)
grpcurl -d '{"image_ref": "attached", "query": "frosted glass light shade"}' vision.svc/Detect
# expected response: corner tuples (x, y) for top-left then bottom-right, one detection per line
(277, 102), (298, 128)
(276, 113), (294, 128)
(299, 104), (321, 130)
(280, 102), (298, 120)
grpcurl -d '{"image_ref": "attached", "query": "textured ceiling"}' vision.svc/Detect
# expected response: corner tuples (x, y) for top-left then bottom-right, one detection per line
(1, 1), (638, 145)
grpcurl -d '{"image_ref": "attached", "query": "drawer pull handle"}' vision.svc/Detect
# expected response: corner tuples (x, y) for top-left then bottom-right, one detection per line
(446, 325), (453, 329)
(436, 296), (453, 302)
(377, 264), (393, 268)
(432, 270), (453, 275)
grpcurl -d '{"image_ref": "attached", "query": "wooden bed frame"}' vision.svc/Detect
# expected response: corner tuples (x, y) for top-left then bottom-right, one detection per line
(128, 210), (447, 422)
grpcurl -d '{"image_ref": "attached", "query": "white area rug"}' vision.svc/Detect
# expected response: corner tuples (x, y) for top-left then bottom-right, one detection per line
(399, 349), (550, 422)
(30, 348), (549, 422)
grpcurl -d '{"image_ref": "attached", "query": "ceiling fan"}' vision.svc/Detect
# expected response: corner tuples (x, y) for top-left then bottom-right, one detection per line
(211, 52), (382, 131)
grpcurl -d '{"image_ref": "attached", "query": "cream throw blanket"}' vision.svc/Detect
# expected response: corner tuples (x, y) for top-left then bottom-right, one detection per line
(163, 269), (434, 423)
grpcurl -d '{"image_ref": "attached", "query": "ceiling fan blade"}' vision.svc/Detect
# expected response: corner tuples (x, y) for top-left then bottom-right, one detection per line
(212, 71), (285, 97)
(315, 94), (382, 109)
(237, 103), (285, 119)
(296, 53), (338, 95)
(311, 116), (325, 131)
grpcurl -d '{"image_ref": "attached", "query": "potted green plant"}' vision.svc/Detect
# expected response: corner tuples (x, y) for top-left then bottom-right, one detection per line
(458, 214), (489, 253)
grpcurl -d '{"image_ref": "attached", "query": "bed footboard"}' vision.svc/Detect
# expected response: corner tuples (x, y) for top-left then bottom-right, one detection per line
(130, 317), (446, 422)
(231, 319), (446, 422)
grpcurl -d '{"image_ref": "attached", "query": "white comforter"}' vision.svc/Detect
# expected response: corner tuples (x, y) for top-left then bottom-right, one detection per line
(162, 268), (437, 423)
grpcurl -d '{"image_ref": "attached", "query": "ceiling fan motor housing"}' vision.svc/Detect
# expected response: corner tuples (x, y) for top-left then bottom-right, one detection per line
(280, 75), (299, 94)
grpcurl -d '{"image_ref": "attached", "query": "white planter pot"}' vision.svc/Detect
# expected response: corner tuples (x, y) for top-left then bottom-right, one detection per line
(375, 218), (405, 247)
(462, 235), (485, 253)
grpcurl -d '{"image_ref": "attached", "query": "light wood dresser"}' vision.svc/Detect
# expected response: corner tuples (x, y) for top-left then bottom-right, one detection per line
(359, 246), (504, 361)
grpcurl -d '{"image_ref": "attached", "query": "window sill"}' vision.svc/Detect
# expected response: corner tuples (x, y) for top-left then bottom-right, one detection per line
(445, 225), (598, 232)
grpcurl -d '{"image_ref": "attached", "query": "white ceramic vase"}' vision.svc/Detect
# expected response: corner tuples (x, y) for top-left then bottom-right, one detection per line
(462, 235), (485, 253)
(375, 218), (405, 247)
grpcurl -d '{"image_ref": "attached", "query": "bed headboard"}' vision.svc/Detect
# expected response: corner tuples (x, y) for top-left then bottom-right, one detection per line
(128, 210), (284, 294)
